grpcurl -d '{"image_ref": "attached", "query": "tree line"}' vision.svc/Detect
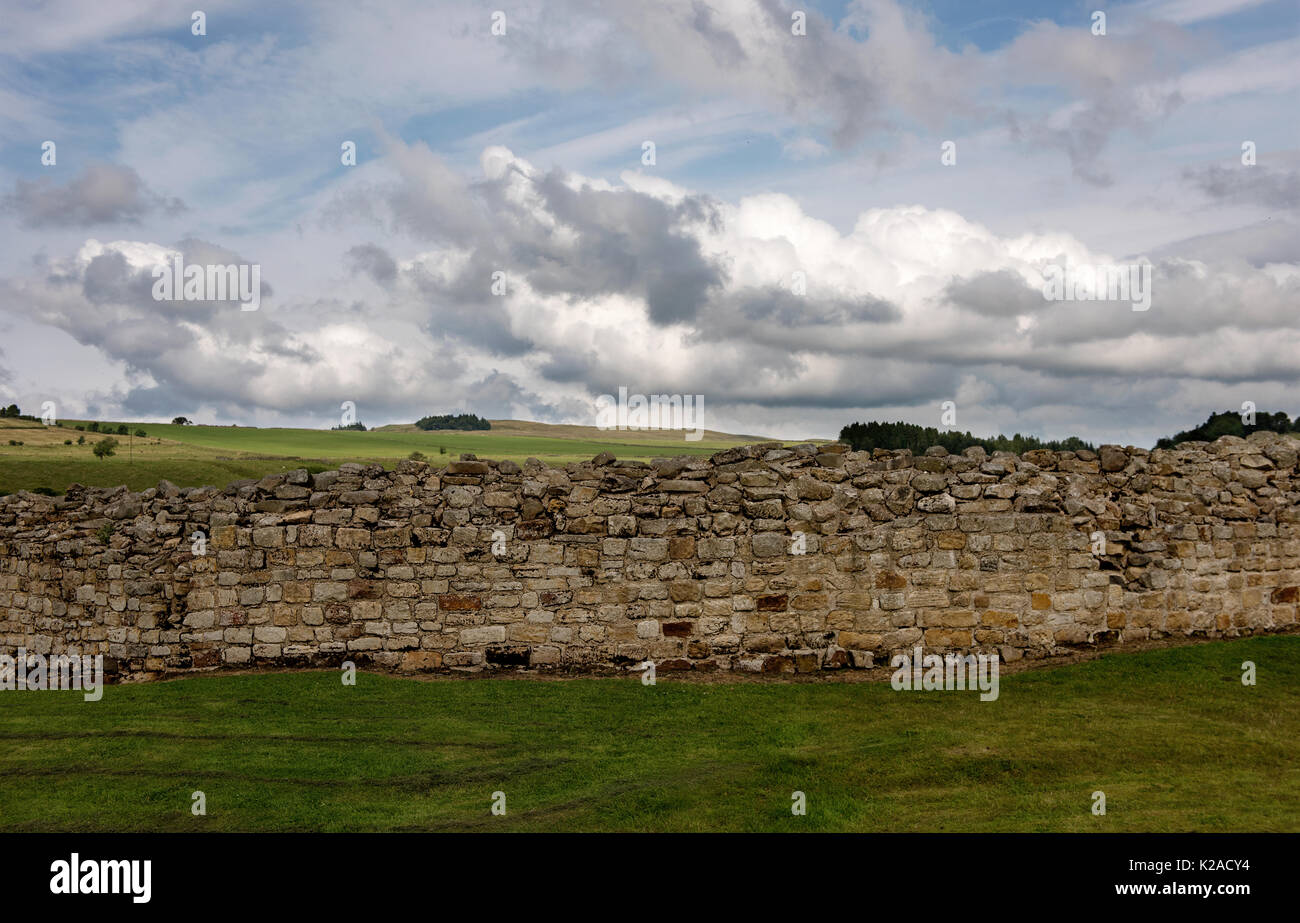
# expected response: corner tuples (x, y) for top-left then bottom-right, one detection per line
(838, 420), (1094, 455)
(1153, 410), (1298, 448)
(414, 413), (491, 431)
(840, 409), (1299, 454)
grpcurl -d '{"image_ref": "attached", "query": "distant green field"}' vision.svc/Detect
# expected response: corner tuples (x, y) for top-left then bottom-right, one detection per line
(0, 418), (774, 494)
(0, 636), (1294, 832)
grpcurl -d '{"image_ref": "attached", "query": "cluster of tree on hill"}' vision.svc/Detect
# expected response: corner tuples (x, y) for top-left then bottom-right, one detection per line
(1154, 410), (1299, 449)
(838, 420), (1094, 455)
(0, 404), (42, 422)
(331, 422), (368, 431)
(76, 422), (146, 437)
(414, 413), (491, 431)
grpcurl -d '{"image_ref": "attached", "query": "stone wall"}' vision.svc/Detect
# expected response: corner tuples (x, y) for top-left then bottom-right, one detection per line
(2, 433), (1297, 681)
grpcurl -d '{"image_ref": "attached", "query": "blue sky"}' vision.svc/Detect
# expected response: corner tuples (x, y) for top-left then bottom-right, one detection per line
(0, 0), (1296, 445)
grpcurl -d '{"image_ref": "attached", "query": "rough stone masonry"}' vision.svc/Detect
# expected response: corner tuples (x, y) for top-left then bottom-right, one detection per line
(2, 433), (1297, 682)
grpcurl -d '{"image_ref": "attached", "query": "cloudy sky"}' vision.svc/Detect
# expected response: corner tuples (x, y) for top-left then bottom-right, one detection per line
(1, 0), (1296, 445)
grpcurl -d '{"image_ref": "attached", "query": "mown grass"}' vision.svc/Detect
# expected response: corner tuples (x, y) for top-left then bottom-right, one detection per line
(0, 419), (762, 494)
(0, 636), (1295, 832)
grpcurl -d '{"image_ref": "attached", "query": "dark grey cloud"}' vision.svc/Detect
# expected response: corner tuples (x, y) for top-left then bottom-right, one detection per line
(1150, 219), (1299, 267)
(690, 1), (749, 68)
(1184, 164), (1300, 210)
(1024, 256), (1300, 355)
(571, 347), (959, 413)
(525, 171), (727, 324)
(679, 286), (902, 362)
(345, 243), (397, 286)
(370, 142), (728, 328)
(408, 260), (535, 356)
(82, 249), (156, 306)
(536, 348), (601, 384)
(944, 270), (1046, 317)
(3, 163), (184, 228)
(729, 286), (899, 327)
(1061, 90), (1182, 187)
(463, 369), (579, 422)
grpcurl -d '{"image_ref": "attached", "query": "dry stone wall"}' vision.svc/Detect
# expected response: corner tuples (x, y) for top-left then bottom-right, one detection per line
(2, 433), (1298, 681)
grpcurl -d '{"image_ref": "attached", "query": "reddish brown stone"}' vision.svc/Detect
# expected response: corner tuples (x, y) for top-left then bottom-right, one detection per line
(348, 579), (380, 599)
(823, 648), (851, 669)
(981, 610), (1018, 629)
(761, 655), (794, 673)
(190, 648), (220, 668)
(439, 594), (482, 611)
(516, 518), (553, 540)
(668, 536), (696, 559)
(669, 582), (701, 602)
(445, 461), (490, 475)
(401, 651), (443, 671)
(794, 651), (821, 673)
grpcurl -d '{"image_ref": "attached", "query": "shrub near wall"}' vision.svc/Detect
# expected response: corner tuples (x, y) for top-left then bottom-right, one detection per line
(1, 433), (1297, 681)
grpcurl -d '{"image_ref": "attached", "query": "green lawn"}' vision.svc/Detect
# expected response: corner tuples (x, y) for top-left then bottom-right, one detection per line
(0, 636), (1295, 832)
(0, 418), (768, 494)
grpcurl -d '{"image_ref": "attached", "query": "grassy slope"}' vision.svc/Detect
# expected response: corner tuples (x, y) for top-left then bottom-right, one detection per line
(0, 636), (1294, 832)
(0, 418), (776, 495)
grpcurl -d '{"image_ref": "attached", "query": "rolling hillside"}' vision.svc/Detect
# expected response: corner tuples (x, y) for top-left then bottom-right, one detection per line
(0, 417), (791, 495)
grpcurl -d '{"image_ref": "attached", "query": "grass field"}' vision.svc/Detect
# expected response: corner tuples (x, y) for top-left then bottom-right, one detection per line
(0, 636), (1294, 832)
(0, 417), (781, 495)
